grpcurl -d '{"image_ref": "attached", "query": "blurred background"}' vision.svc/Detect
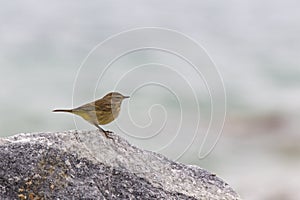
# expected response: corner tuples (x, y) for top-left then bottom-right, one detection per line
(1, 1), (300, 199)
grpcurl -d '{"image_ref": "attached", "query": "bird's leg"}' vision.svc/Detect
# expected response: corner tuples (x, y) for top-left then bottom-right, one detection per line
(94, 124), (113, 139)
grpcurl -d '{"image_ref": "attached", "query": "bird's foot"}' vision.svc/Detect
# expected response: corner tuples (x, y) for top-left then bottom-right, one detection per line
(95, 125), (114, 139)
(103, 130), (113, 139)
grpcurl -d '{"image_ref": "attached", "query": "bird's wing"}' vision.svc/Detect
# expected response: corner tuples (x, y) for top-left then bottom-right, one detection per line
(94, 101), (112, 112)
(74, 99), (112, 112)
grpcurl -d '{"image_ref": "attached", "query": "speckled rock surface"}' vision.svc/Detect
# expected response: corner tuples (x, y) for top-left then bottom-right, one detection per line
(0, 130), (240, 200)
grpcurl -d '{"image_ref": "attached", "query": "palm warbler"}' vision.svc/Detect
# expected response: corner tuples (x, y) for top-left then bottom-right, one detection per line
(53, 92), (129, 138)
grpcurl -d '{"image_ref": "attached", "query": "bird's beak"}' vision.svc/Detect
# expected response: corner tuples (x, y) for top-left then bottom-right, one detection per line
(123, 96), (130, 99)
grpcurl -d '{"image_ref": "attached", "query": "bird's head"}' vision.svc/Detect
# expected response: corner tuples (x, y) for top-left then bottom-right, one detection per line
(103, 92), (130, 104)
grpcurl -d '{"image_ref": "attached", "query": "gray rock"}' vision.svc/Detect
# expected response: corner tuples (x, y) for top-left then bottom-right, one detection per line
(0, 130), (240, 200)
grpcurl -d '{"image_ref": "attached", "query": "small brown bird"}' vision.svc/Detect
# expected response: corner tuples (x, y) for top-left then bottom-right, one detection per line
(53, 92), (130, 138)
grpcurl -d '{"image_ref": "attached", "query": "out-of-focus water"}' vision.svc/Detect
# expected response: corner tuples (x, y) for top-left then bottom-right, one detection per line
(1, 1), (300, 199)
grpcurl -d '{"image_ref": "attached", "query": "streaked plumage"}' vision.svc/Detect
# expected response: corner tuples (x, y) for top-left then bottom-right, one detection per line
(53, 92), (129, 138)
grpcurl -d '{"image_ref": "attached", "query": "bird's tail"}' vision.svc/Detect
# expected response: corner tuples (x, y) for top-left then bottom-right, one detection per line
(52, 109), (73, 113)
